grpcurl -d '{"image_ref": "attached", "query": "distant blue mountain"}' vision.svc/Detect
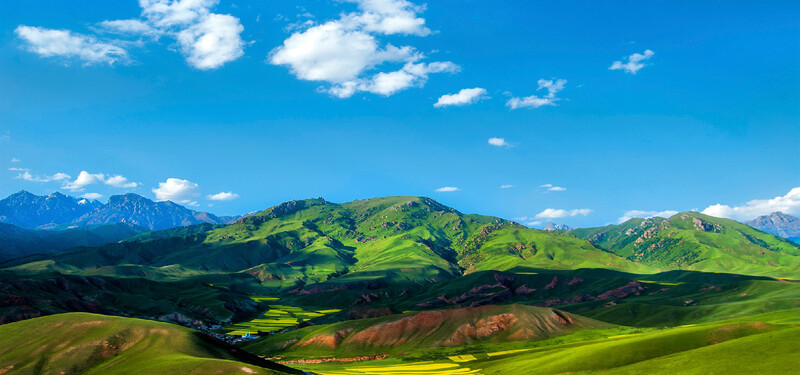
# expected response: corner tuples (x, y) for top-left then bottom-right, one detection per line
(0, 191), (102, 228)
(0, 191), (239, 231)
(745, 212), (800, 244)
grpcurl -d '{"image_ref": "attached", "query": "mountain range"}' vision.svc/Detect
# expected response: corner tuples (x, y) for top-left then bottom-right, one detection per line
(746, 211), (800, 243)
(1, 195), (799, 374)
(0, 191), (239, 231)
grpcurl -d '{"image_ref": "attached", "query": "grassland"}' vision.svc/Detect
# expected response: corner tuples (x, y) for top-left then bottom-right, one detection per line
(0, 312), (302, 374)
(2, 197), (800, 373)
(221, 297), (341, 336)
(570, 212), (800, 278)
(274, 309), (800, 375)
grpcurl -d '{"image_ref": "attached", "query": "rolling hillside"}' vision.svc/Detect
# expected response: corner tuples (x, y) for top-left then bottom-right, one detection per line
(0, 312), (301, 374)
(245, 304), (612, 358)
(570, 212), (800, 278)
(8, 197), (648, 289)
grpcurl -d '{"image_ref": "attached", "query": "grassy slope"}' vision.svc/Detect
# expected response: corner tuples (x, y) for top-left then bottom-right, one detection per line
(291, 309), (800, 375)
(570, 212), (800, 278)
(0, 312), (300, 375)
(244, 304), (612, 358)
(475, 309), (800, 375)
(14, 196), (646, 288)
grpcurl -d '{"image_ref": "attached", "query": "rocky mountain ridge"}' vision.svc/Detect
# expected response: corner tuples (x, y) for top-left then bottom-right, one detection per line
(0, 191), (238, 231)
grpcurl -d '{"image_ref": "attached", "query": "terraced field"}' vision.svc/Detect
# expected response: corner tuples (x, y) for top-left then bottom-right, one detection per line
(222, 297), (341, 336)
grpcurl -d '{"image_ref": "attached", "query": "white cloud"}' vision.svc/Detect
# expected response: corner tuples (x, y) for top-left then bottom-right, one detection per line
(11, 158), (21, 163)
(15, 25), (129, 66)
(63, 171), (106, 191)
(526, 221), (542, 227)
(434, 87), (487, 108)
(342, 0), (431, 36)
(152, 177), (200, 204)
(105, 175), (139, 188)
(507, 79), (567, 109)
(270, 0), (455, 97)
(488, 137), (511, 147)
(62, 171), (138, 191)
(271, 21), (416, 82)
(534, 208), (591, 219)
(81, 192), (103, 200)
(140, 0), (218, 28)
(702, 187), (800, 221)
(539, 183), (566, 192)
(618, 209), (679, 223)
(206, 191), (239, 201)
(329, 61), (459, 97)
(499, 184), (513, 189)
(176, 13), (245, 70)
(14, 170), (71, 183)
(97, 19), (156, 35)
(610, 49), (654, 74)
(435, 186), (459, 192)
(18, 0), (245, 70)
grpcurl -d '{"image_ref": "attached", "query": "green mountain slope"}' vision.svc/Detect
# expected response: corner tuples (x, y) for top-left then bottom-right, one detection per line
(474, 309), (800, 375)
(0, 222), (147, 262)
(245, 304), (612, 358)
(0, 312), (302, 374)
(14, 196), (648, 288)
(570, 212), (800, 277)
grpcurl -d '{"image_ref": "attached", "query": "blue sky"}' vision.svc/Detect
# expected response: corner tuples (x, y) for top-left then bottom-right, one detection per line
(1, 0), (798, 227)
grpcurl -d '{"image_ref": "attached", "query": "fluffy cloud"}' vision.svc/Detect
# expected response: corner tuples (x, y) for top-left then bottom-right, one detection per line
(328, 61), (459, 98)
(81, 192), (103, 200)
(499, 184), (513, 189)
(206, 191), (239, 201)
(62, 171), (138, 191)
(342, 0), (431, 36)
(14, 26), (129, 66)
(17, 0), (245, 70)
(539, 183), (566, 192)
(435, 186), (459, 192)
(13, 169), (71, 183)
(139, 0), (219, 27)
(434, 88), (488, 108)
(270, 0), (457, 97)
(507, 79), (567, 109)
(702, 187), (800, 221)
(610, 49), (654, 74)
(176, 13), (244, 70)
(488, 137), (511, 147)
(534, 208), (591, 219)
(62, 171), (105, 191)
(618, 209), (679, 223)
(104, 175), (139, 188)
(152, 178), (200, 205)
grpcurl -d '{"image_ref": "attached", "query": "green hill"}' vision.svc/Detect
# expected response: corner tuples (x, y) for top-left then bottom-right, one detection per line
(570, 212), (800, 278)
(13, 196), (648, 288)
(245, 304), (612, 358)
(0, 222), (147, 262)
(0, 312), (301, 374)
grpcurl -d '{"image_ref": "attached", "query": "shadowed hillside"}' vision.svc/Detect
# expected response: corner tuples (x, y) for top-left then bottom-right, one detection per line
(0, 312), (303, 374)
